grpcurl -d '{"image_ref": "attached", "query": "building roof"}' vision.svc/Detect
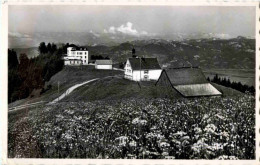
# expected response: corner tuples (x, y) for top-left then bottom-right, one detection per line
(156, 68), (222, 97)
(95, 60), (113, 65)
(69, 46), (88, 51)
(128, 58), (161, 70)
(174, 83), (222, 97)
(165, 67), (208, 85)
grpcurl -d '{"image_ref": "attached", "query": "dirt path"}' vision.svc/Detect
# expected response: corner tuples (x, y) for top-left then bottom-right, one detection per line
(9, 73), (124, 111)
(48, 78), (100, 105)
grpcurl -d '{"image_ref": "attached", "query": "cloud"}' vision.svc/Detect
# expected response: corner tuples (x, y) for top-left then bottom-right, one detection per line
(9, 32), (31, 38)
(104, 22), (149, 36)
(89, 30), (100, 37)
(213, 33), (231, 39)
(200, 33), (231, 39)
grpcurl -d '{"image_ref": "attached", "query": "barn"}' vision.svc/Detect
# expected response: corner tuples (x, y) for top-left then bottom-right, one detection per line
(156, 67), (222, 97)
(124, 58), (162, 81)
(95, 60), (113, 70)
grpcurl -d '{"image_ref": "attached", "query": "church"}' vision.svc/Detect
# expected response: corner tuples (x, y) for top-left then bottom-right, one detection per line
(124, 48), (162, 81)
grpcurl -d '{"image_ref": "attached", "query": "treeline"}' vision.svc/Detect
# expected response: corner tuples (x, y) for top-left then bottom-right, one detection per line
(208, 74), (255, 95)
(8, 42), (65, 103)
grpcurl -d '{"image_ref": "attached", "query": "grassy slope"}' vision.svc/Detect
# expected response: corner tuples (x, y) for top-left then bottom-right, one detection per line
(8, 70), (249, 158)
(62, 76), (243, 102)
(8, 65), (123, 108)
(62, 77), (182, 102)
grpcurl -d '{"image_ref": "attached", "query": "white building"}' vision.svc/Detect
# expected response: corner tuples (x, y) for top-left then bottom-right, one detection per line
(124, 58), (162, 81)
(95, 60), (113, 70)
(64, 46), (89, 65)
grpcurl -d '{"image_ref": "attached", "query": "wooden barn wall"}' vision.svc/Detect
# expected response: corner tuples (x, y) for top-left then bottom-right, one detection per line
(156, 71), (172, 88)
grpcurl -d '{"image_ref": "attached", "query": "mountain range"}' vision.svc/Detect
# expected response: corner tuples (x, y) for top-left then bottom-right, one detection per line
(9, 31), (254, 48)
(10, 35), (255, 69)
(87, 37), (255, 69)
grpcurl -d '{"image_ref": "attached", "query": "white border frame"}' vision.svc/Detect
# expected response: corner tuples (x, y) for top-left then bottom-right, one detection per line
(1, 1), (259, 165)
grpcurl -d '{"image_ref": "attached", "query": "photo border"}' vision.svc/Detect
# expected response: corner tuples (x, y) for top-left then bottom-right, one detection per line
(1, 1), (259, 165)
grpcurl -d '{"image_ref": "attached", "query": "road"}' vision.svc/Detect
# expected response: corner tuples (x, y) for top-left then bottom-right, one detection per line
(8, 78), (100, 112)
(8, 73), (124, 112)
(8, 101), (47, 113)
(8, 66), (125, 112)
(113, 67), (124, 72)
(47, 78), (100, 105)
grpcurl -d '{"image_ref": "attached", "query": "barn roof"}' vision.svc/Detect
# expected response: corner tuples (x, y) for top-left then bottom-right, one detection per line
(165, 67), (208, 85)
(156, 68), (222, 97)
(95, 60), (112, 65)
(174, 83), (222, 97)
(128, 58), (161, 70)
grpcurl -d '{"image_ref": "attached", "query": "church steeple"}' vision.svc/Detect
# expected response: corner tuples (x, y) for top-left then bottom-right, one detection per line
(132, 46), (136, 58)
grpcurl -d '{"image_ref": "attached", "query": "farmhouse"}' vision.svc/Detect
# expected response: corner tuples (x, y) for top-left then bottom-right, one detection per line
(95, 60), (113, 70)
(124, 58), (162, 81)
(64, 46), (89, 66)
(156, 67), (222, 97)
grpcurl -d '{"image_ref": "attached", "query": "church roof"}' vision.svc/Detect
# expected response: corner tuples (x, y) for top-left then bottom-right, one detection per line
(128, 58), (161, 70)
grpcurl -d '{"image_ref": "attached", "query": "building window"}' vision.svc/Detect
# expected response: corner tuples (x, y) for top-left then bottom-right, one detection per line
(85, 52), (87, 55)
(144, 75), (149, 79)
(144, 70), (149, 74)
(85, 56), (87, 58)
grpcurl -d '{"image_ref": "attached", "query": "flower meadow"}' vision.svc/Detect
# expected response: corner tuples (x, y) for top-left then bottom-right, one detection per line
(8, 95), (255, 159)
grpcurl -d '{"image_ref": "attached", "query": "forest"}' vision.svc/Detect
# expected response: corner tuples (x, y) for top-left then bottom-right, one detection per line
(8, 42), (66, 103)
(208, 75), (255, 95)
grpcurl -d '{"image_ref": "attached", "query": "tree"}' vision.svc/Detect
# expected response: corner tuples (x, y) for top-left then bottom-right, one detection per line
(39, 42), (47, 54)
(8, 49), (19, 69)
(47, 43), (52, 53)
(51, 43), (57, 54)
(18, 53), (29, 70)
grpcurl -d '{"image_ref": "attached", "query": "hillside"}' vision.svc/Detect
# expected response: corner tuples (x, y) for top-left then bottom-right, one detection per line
(8, 65), (123, 108)
(62, 76), (243, 102)
(8, 94), (254, 158)
(12, 47), (39, 59)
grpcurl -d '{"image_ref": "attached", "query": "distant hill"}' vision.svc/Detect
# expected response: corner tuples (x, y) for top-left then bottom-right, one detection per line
(10, 37), (255, 69)
(89, 37), (255, 69)
(12, 47), (39, 59)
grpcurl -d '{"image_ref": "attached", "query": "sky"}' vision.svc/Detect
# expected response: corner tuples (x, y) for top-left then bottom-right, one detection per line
(8, 5), (256, 46)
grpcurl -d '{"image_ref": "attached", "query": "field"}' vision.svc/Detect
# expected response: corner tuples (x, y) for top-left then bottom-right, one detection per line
(8, 94), (255, 159)
(203, 69), (255, 87)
